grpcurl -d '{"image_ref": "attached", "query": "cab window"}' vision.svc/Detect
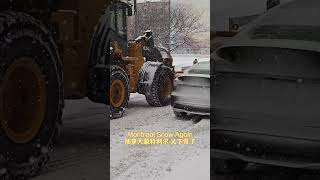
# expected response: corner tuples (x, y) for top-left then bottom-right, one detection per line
(110, 6), (116, 31)
(116, 3), (127, 38)
(110, 2), (127, 39)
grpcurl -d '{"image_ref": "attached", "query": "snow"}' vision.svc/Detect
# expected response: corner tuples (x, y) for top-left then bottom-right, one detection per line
(110, 93), (210, 180)
(172, 54), (210, 66)
(114, 54), (210, 180)
(33, 98), (107, 180)
(31, 54), (210, 180)
(172, 54), (210, 72)
(165, 149), (210, 180)
(110, 54), (210, 179)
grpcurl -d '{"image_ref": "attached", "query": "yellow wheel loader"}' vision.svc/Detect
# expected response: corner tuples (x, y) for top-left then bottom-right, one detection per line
(0, 0), (174, 178)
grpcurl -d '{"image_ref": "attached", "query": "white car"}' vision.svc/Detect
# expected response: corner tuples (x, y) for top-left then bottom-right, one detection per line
(171, 61), (210, 119)
(213, 0), (320, 173)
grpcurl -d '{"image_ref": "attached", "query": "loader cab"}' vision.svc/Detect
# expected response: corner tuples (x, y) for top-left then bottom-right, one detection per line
(110, 1), (133, 42)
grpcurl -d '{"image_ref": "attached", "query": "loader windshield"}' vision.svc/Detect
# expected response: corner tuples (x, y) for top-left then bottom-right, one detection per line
(116, 3), (127, 38)
(110, 2), (128, 39)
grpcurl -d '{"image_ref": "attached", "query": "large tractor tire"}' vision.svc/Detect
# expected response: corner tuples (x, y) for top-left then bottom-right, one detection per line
(0, 12), (63, 178)
(139, 62), (174, 107)
(110, 65), (129, 119)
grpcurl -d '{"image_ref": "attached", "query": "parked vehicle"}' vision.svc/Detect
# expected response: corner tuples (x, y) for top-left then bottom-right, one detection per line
(212, 0), (320, 173)
(212, 0), (285, 32)
(171, 61), (210, 120)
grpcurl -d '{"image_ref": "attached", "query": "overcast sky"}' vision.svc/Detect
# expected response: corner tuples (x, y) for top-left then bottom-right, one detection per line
(184, 0), (210, 27)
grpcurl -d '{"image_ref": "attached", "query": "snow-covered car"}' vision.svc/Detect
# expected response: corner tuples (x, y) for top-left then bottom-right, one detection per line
(171, 61), (210, 119)
(213, 0), (320, 172)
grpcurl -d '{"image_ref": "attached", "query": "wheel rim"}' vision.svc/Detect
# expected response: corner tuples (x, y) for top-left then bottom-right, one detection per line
(0, 57), (47, 144)
(161, 76), (172, 98)
(110, 79), (125, 108)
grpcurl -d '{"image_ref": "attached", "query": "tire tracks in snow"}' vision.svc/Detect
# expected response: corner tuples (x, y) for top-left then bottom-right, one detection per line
(112, 120), (210, 180)
(111, 115), (209, 180)
(45, 150), (106, 172)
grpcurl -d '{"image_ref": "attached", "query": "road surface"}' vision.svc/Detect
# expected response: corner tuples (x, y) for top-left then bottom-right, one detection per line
(32, 94), (210, 180)
(33, 99), (108, 180)
(110, 94), (210, 180)
(32, 54), (210, 180)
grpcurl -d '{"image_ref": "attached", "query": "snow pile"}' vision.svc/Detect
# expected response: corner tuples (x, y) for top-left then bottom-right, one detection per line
(172, 54), (210, 72)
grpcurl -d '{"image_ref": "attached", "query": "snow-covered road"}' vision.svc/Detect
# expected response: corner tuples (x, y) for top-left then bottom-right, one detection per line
(32, 93), (210, 180)
(31, 54), (210, 180)
(110, 94), (210, 180)
(110, 54), (211, 180)
(33, 99), (107, 180)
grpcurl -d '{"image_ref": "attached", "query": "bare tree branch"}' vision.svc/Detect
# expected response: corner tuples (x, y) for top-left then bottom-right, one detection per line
(129, 0), (205, 52)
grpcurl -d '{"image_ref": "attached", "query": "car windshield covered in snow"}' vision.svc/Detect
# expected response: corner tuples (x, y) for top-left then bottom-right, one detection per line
(186, 61), (210, 75)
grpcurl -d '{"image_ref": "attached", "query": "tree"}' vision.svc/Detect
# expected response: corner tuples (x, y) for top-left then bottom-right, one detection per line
(131, 0), (206, 52)
(168, 0), (206, 51)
